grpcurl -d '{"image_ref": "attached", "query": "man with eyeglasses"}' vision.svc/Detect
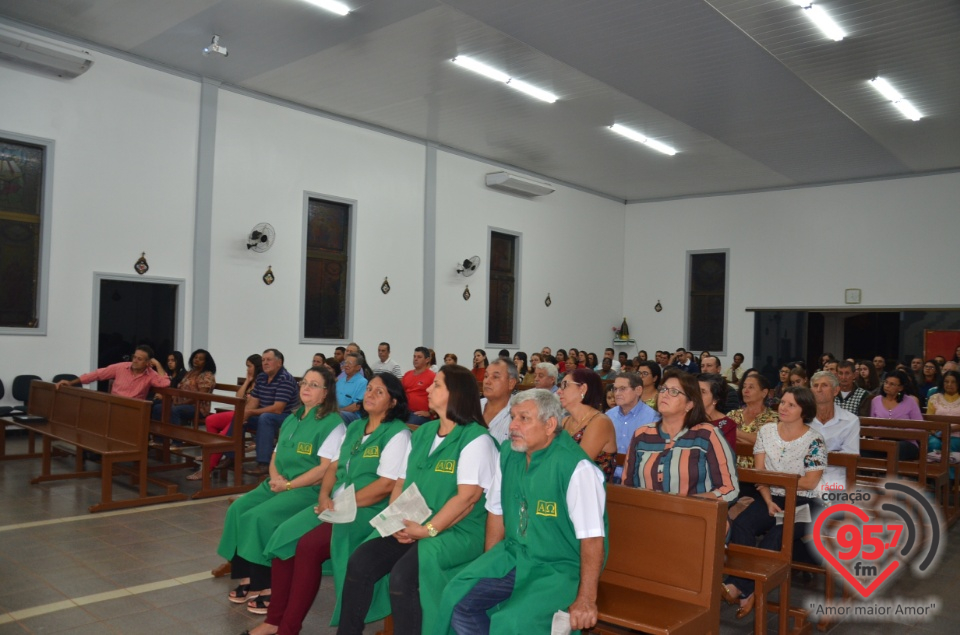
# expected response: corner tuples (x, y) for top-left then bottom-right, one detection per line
(440, 389), (607, 634)
(606, 372), (660, 483)
(336, 352), (368, 423)
(244, 348), (300, 476)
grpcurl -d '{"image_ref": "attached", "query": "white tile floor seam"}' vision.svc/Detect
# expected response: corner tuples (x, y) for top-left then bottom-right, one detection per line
(0, 495), (233, 532)
(0, 570), (212, 625)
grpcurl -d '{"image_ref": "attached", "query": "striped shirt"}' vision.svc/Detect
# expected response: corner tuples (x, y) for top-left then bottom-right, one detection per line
(623, 422), (739, 502)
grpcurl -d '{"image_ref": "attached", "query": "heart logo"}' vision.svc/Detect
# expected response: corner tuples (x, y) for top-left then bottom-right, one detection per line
(813, 503), (900, 598)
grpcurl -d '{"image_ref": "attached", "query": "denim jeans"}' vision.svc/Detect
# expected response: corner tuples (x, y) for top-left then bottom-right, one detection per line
(450, 569), (517, 635)
(252, 412), (288, 464)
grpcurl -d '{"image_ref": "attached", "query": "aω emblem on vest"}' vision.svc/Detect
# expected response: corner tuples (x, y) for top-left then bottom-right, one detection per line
(363, 446), (380, 458)
(435, 459), (456, 474)
(296, 442), (313, 455)
(536, 500), (558, 517)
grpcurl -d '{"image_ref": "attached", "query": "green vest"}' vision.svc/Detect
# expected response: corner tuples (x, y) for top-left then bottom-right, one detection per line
(436, 432), (608, 635)
(405, 420), (491, 635)
(329, 417), (408, 625)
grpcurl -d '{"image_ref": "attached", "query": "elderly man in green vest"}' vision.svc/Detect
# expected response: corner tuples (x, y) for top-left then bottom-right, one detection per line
(436, 389), (607, 634)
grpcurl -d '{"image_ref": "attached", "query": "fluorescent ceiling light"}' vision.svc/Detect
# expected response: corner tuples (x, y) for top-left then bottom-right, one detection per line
(792, 1), (845, 41)
(869, 77), (923, 121)
(305, 0), (350, 16)
(452, 55), (558, 103)
(609, 124), (677, 156)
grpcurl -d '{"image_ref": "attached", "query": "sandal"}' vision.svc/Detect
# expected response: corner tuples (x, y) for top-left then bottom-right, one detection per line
(228, 584), (259, 604)
(186, 469), (204, 481)
(247, 594), (271, 615)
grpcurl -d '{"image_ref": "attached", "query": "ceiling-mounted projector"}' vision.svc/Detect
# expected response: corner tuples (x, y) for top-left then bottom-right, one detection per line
(0, 24), (93, 78)
(484, 171), (555, 197)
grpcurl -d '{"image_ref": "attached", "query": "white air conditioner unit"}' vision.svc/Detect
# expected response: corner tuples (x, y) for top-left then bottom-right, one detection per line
(484, 171), (555, 197)
(0, 24), (94, 78)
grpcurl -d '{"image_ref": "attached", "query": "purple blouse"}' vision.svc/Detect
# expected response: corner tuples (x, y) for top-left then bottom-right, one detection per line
(870, 395), (923, 420)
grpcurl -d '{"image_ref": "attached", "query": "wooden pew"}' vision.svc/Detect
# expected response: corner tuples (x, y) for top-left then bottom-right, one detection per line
(590, 486), (727, 635)
(380, 486), (728, 635)
(724, 469), (804, 635)
(150, 385), (254, 499)
(6, 382), (187, 512)
(860, 418), (954, 524)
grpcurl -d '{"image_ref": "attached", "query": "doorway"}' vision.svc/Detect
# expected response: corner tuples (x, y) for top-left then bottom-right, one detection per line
(94, 275), (183, 391)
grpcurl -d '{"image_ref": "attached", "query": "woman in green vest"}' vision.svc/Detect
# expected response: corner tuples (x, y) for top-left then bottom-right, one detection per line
(217, 365), (345, 613)
(337, 364), (499, 635)
(242, 373), (413, 635)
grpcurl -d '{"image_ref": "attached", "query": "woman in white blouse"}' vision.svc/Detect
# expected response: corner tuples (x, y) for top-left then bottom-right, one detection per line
(721, 386), (826, 619)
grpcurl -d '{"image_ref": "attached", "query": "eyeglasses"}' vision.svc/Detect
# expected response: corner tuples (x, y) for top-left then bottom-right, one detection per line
(298, 381), (324, 389)
(612, 386), (633, 393)
(658, 386), (684, 397)
(559, 380), (581, 390)
(637, 371), (651, 377)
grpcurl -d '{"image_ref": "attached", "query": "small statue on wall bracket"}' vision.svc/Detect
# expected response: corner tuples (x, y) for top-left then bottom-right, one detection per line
(134, 252), (149, 275)
(263, 266), (275, 286)
(463, 285), (471, 301)
(381, 277), (391, 294)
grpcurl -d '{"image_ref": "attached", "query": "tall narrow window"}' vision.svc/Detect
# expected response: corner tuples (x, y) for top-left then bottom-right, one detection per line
(488, 230), (518, 346)
(303, 197), (352, 341)
(0, 135), (48, 332)
(687, 250), (728, 353)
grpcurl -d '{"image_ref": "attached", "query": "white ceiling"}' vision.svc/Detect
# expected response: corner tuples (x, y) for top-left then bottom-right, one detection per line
(1, 0), (957, 201)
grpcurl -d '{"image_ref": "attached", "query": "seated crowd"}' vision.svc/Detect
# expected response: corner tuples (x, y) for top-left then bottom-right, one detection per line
(55, 341), (960, 633)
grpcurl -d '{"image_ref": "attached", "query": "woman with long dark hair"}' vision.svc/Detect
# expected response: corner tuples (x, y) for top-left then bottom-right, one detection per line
(636, 361), (661, 408)
(869, 369), (923, 460)
(557, 368), (617, 479)
(335, 365), (498, 635)
(471, 349), (488, 383)
(152, 348), (218, 426)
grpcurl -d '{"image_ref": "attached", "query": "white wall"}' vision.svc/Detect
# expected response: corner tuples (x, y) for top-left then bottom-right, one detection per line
(0, 53), (200, 390)
(207, 90), (427, 377)
(623, 172), (960, 368)
(433, 152), (627, 363)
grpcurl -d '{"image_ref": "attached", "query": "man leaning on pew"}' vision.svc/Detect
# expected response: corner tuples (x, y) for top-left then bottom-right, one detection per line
(56, 344), (169, 399)
(437, 389), (607, 635)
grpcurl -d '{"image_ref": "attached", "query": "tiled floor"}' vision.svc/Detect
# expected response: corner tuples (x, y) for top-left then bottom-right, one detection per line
(0, 432), (957, 634)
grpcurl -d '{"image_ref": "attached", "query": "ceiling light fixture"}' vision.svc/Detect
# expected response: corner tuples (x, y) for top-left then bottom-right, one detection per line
(608, 124), (677, 156)
(868, 77), (923, 121)
(305, 0), (350, 15)
(452, 55), (557, 103)
(792, 1), (845, 41)
(202, 34), (228, 57)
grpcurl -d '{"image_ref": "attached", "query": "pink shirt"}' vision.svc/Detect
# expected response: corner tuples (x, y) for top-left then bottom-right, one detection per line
(79, 362), (170, 400)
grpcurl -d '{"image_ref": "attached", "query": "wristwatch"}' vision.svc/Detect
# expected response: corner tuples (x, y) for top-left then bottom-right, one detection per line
(425, 522), (438, 538)
(285, 481), (292, 491)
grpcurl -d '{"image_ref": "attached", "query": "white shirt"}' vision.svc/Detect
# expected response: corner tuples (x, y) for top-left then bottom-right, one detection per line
(486, 457), (606, 539)
(480, 397), (512, 444)
(594, 359), (621, 372)
(333, 428), (412, 497)
(371, 358), (403, 379)
(313, 423), (347, 459)
(809, 407), (861, 489)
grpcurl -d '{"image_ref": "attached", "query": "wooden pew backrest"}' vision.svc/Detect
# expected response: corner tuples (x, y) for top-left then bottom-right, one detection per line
(603, 485), (725, 606)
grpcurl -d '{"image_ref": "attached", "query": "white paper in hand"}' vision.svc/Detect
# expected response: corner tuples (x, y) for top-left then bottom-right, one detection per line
(318, 484), (357, 524)
(369, 483), (433, 537)
(774, 503), (811, 526)
(551, 610), (572, 635)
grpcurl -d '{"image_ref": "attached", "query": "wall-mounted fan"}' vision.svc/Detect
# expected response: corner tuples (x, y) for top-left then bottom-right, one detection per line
(456, 256), (481, 277)
(247, 223), (275, 252)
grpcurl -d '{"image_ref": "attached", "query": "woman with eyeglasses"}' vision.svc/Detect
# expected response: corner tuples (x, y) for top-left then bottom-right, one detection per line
(622, 370), (738, 501)
(336, 365), (498, 635)
(217, 365), (346, 614)
(869, 369), (923, 460)
(241, 374), (412, 635)
(636, 361), (661, 408)
(557, 368), (618, 480)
